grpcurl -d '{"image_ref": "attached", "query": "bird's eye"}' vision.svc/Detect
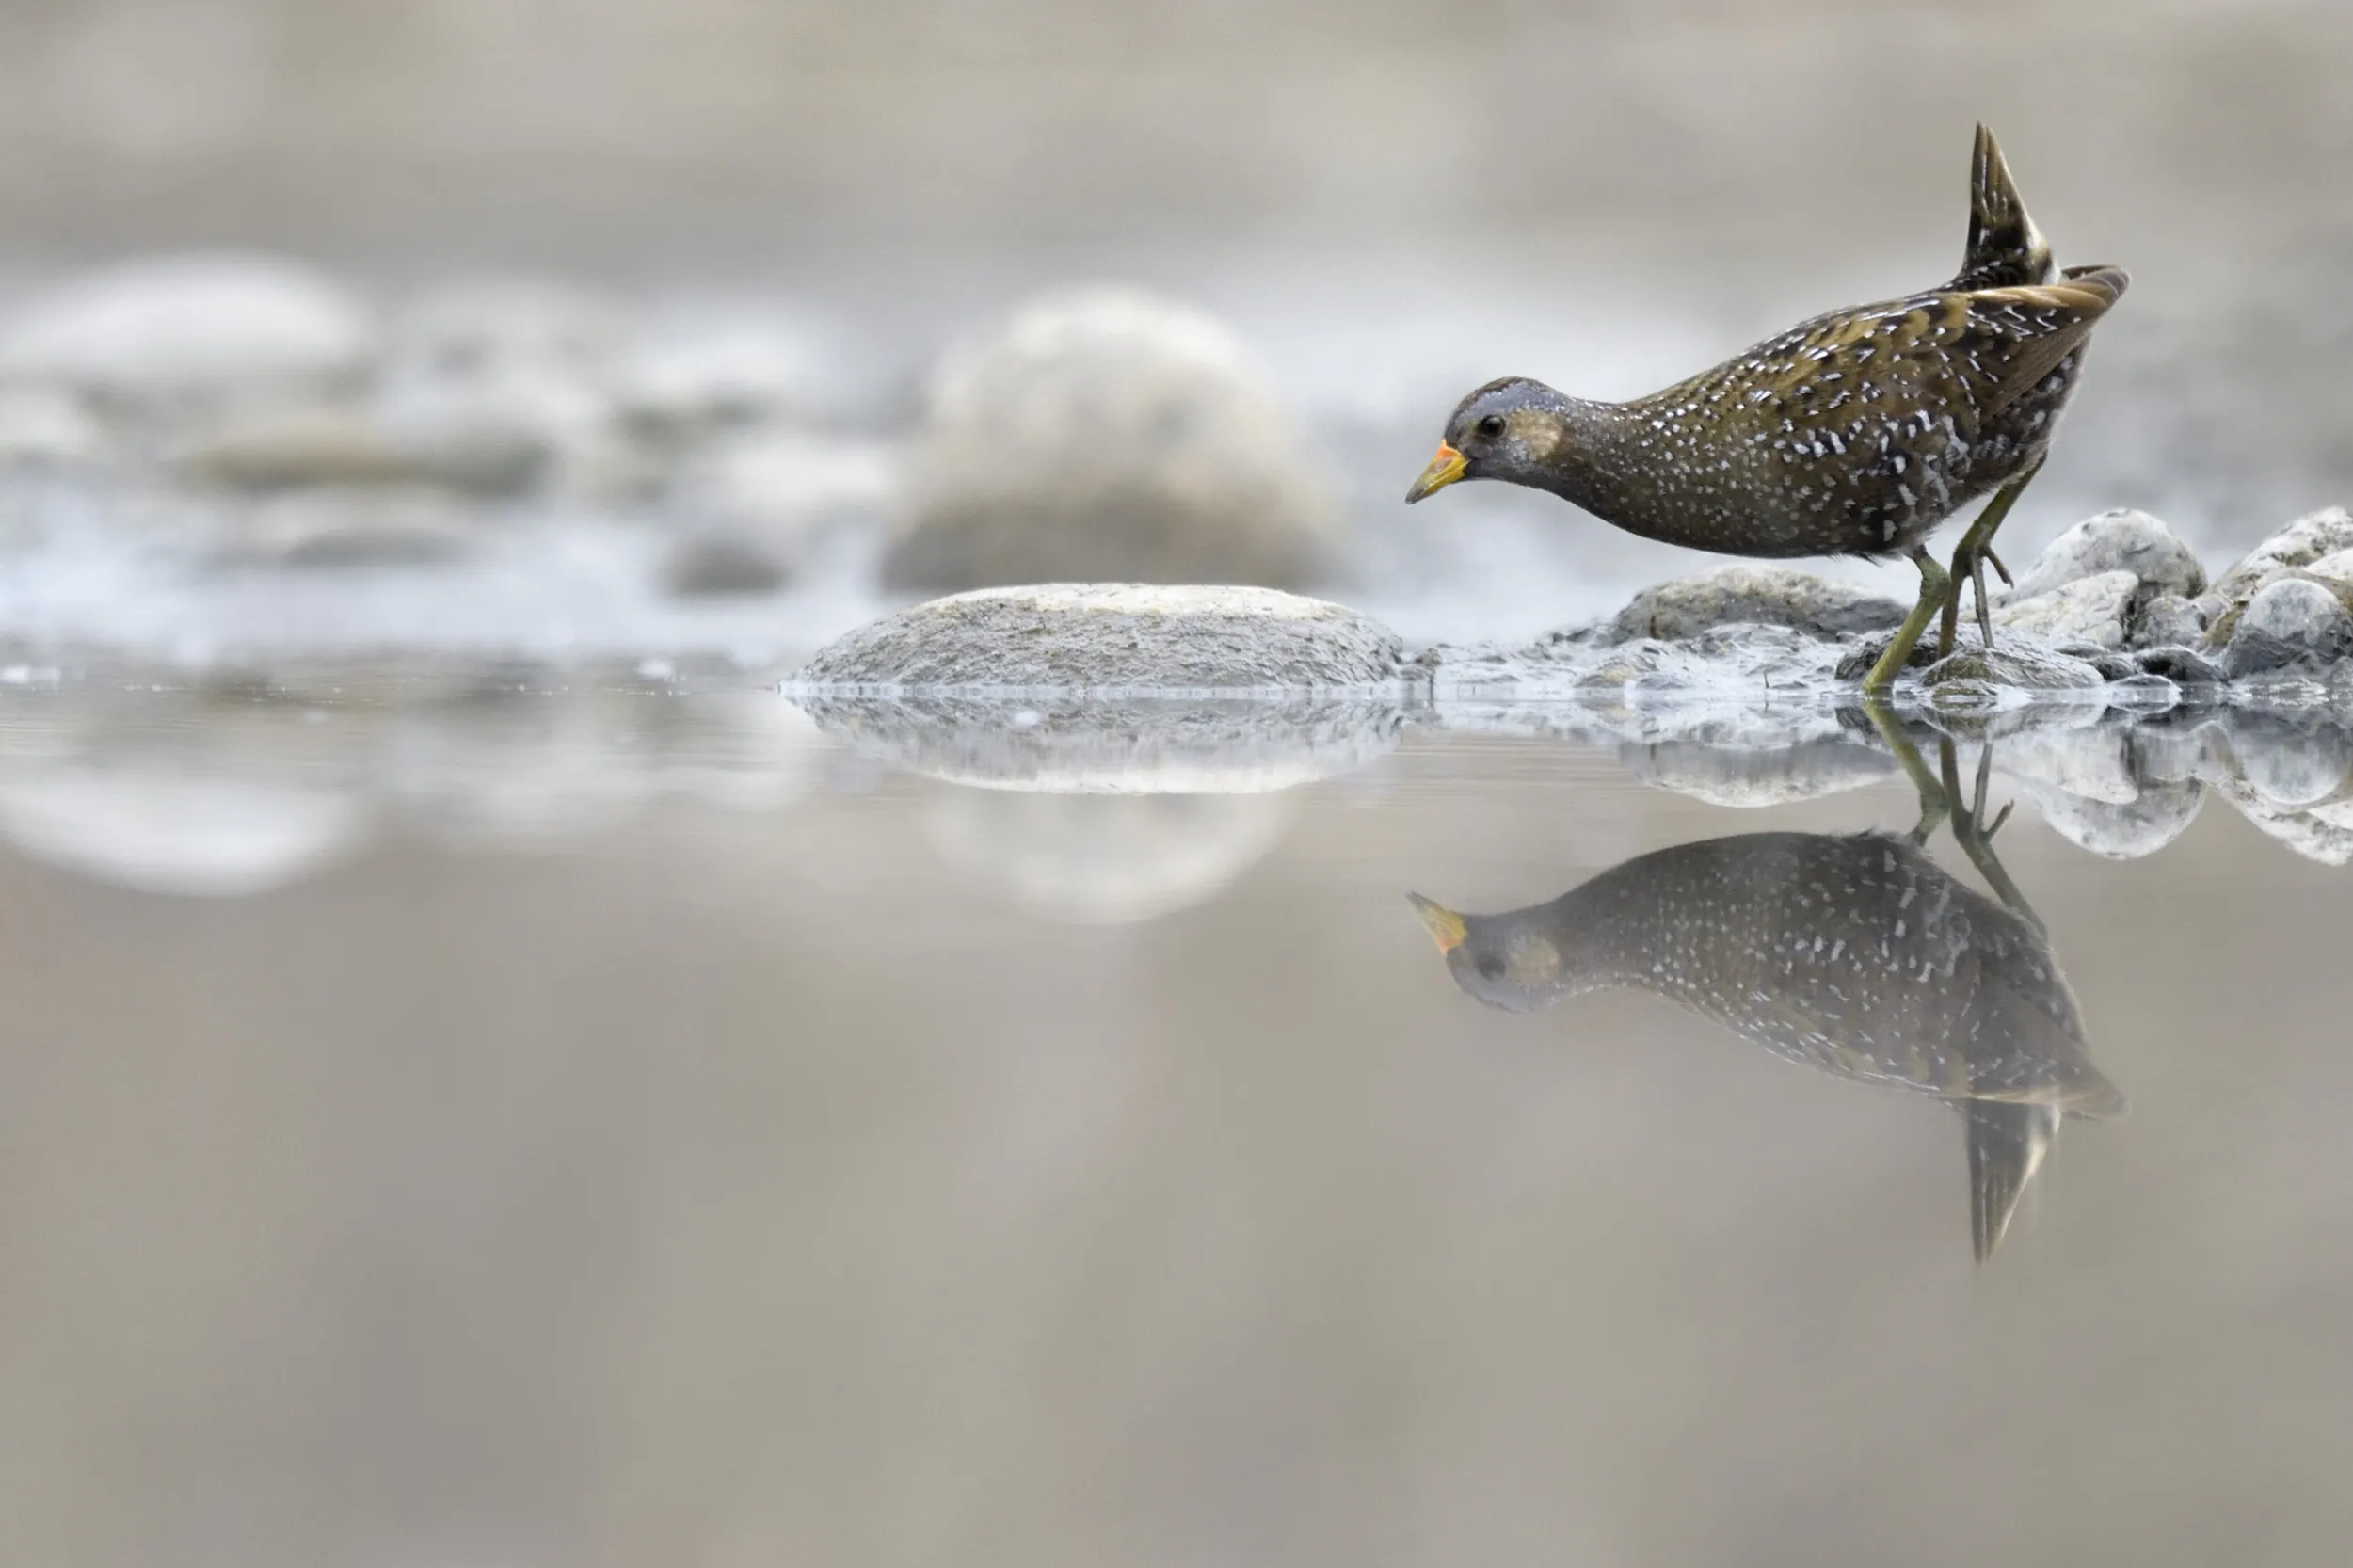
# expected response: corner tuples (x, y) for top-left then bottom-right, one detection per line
(1474, 952), (1506, 981)
(1474, 414), (1507, 440)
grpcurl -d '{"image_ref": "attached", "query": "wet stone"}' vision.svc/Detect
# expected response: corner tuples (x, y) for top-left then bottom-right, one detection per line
(2220, 576), (2353, 678)
(790, 584), (1404, 693)
(1993, 569), (2137, 649)
(1921, 642), (2106, 696)
(1604, 565), (1904, 645)
(2129, 594), (2209, 651)
(2010, 507), (2205, 602)
(2209, 506), (2353, 612)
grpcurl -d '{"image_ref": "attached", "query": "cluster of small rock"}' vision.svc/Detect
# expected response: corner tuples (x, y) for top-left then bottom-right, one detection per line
(0, 257), (1336, 600)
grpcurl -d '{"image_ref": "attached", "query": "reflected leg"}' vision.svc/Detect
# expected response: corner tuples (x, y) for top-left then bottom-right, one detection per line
(1863, 702), (1949, 844)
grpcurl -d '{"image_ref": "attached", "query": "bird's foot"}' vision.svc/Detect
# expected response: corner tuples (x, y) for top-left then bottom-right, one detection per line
(1938, 541), (2005, 657)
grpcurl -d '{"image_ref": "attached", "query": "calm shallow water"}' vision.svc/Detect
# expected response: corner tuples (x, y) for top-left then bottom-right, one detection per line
(4, 666), (2352, 1565)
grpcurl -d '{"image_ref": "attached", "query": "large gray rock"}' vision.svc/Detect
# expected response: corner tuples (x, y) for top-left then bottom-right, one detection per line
(0, 254), (375, 406)
(2219, 576), (2353, 677)
(2011, 508), (2207, 601)
(1993, 569), (2138, 649)
(792, 584), (1402, 692)
(883, 289), (1336, 592)
(2207, 506), (2353, 616)
(1605, 566), (1903, 644)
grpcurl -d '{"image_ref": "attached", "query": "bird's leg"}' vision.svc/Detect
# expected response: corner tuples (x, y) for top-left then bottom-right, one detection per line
(1939, 458), (2046, 656)
(1863, 546), (1952, 698)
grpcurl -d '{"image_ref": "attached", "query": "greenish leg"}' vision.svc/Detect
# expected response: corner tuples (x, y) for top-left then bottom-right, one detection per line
(1939, 458), (2046, 657)
(1862, 700), (1949, 844)
(1941, 736), (2041, 934)
(1863, 546), (1952, 697)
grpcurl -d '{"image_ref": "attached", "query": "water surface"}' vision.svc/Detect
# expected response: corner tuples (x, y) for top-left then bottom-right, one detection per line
(3, 666), (2350, 1565)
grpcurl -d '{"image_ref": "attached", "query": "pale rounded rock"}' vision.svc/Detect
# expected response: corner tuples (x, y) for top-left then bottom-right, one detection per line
(791, 584), (1403, 692)
(1993, 569), (2138, 649)
(2009, 508), (2206, 601)
(2221, 576), (2353, 677)
(2210, 506), (2353, 611)
(0, 254), (375, 405)
(884, 289), (1337, 591)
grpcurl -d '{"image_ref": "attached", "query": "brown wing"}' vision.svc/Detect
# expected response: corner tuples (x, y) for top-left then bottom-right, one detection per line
(1666, 264), (2130, 441)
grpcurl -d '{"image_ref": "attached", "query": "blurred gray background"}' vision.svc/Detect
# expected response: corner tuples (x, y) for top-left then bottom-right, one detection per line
(0, 0), (2345, 591)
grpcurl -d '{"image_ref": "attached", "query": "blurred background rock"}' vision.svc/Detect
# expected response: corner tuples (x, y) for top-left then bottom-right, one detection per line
(0, 0), (2345, 656)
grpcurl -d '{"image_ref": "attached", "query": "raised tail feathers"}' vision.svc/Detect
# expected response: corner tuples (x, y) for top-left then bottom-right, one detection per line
(1950, 123), (2057, 291)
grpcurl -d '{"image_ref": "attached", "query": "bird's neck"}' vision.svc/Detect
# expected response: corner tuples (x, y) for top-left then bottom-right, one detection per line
(1519, 396), (1643, 520)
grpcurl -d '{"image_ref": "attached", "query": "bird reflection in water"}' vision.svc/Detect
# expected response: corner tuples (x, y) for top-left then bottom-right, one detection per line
(1408, 730), (2122, 1262)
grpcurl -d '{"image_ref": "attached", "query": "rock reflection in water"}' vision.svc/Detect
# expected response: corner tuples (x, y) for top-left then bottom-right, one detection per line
(1410, 749), (2123, 1260)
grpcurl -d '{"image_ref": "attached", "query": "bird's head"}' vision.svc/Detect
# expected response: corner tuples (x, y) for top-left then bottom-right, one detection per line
(1406, 892), (1564, 1012)
(1404, 377), (1573, 503)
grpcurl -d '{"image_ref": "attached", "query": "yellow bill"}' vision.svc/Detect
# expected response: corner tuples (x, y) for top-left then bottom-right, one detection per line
(1404, 442), (1467, 504)
(1406, 892), (1466, 952)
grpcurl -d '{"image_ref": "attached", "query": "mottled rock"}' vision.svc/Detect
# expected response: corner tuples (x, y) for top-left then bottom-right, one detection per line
(2129, 594), (2208, 651)
(1993, 569), (2137, 649)
(1605, 566), (1903, 645)
(791, 584), (1401, 692)
(2132, 644), (2228, 688)
(2010, 508), (2206, 601)
(2298, 548), (2353, 590)
(1919, 642), (2105, 696)
(2209, 507), (2353, 613)
(0, 254), (375, 406)
(883, 289), (1336, 592)
(2220, 576), (2353, 677)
